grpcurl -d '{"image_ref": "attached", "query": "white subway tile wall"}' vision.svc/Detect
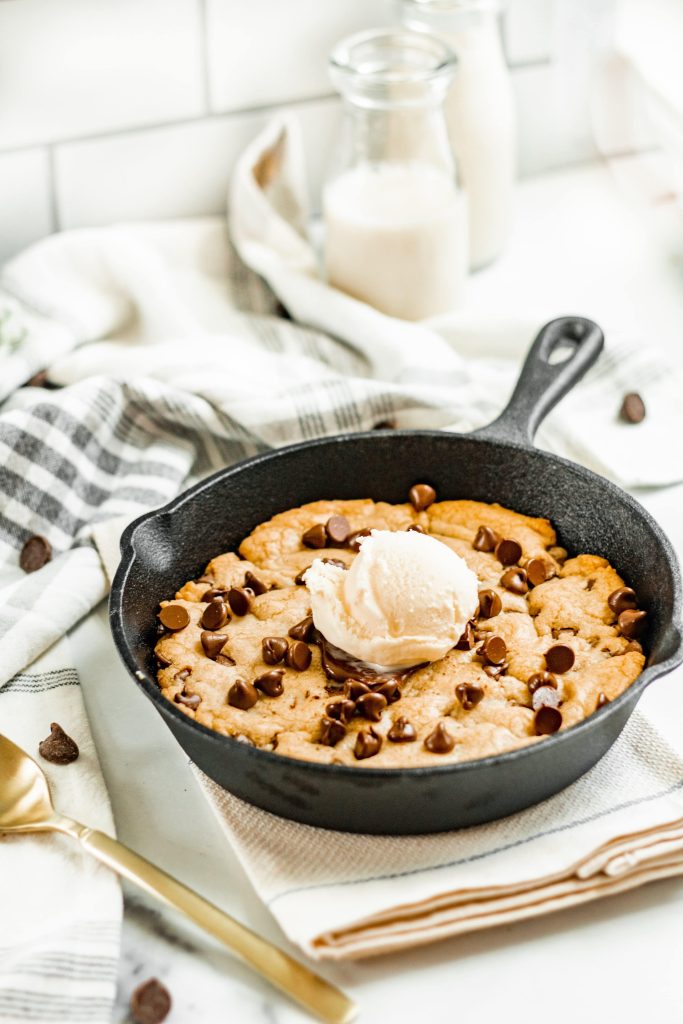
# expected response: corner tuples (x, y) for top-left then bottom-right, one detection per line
(0, 0), (625, 265)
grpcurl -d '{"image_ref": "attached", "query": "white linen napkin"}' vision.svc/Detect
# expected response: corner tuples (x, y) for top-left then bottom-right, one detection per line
(229, 115), (683, 487)
(0, 638), (121, 1022)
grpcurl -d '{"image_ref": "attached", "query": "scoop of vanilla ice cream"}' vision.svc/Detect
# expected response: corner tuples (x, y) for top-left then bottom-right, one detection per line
(304, 529), (479, 669)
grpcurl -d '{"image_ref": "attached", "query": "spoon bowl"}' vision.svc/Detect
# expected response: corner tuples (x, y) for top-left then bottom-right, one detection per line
(0, 734), (60, 833)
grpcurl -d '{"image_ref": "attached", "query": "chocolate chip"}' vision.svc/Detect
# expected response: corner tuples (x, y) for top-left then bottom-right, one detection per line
(202, 587), (227, 602)
(326, 515), (350, 545)
(495, 538), (522, 566)
(354, 729), (382, 759)
(483, 662), (507, 679)
(480, 635), (507, 665)
(174, 668), (191, 683)
(325, 698), (356, 724)
(526, 557), (554, 587)
(19, 534), (52, 573)
(156, 651), (172, 668)
(586, 579), (596, 591)
(455, 621), (476, 650)
(596, 692), (610, 709)
(130, 978), (172, 1024)
(618, 608), (647, 639)
(376, 679), (401, 704)
(387, 717), (417, 742)
(455, 683), (484, 710)
(38, 723), (79, 765)
(545, 644), (575, 674)
(201, 599), (228, 630)
(348, 528), (371, 552)
(500, 567), (529, 594)
(174, 690), (201, 709)
(373, 419), (395, 429)
(527, 671), (558, 694)
(321, 557), (347, 569)
(228, 678), (258, 709)
(244, 571), (268, 595)
(424, 721), (456, 753)
(286, 640), (312, 672)
(620, 392), (646, 424)
(159, 604), (190, 631)
(201, 631), (228, 659)
(409, 483), (436, 511)
(254, 669), (284, 697)
(320, 716), (346, 746)
(345, 679), (371, 700)
(289, 615), (315, 642)
(406, 524), (425, 535)
(302, 523), (327, 549)
(534, 706), (562, 735)
(262, 636), (288, 665)
(473, 525), (500, 552)
(216, 652), (236, 666)
(356, 691), (388, 721)
(478, 589), (502, 618)
(295, 569), (307, 585)
(608, 587), (638, 615)
(227, 587), (252, 616)
(531, 686), (561, 712)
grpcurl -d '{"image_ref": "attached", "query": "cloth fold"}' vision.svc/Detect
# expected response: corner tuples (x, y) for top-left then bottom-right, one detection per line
(189, 710), (683, 958)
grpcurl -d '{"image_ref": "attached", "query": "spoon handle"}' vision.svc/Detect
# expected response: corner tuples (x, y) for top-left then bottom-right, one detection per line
(75, 827), (355, 1024)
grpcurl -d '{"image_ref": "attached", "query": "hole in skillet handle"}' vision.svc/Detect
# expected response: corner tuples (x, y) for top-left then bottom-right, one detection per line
(472, 316), (604, 447)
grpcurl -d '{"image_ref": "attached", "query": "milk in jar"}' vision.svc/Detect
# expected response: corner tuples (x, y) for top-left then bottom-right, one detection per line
(324, 29), (468, 321)
(324, 160), (467, 321)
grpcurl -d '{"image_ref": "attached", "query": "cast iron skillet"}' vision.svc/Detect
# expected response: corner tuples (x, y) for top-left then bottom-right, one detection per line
(110, 317), (683, 834)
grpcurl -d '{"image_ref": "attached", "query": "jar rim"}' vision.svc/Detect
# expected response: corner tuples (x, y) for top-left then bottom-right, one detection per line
(401, 0), (502, 12)
(329, 28), (457, 88)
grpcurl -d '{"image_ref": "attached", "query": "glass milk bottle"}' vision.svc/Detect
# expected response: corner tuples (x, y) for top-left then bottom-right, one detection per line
(323, 29), (468, 322)
(402, 0), (516, 269)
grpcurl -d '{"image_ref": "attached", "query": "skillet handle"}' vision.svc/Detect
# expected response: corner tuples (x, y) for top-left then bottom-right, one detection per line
(472, 316), (604, 447)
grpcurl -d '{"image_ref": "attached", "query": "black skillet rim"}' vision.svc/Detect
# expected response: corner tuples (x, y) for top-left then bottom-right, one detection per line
(110, 427), (683, 783)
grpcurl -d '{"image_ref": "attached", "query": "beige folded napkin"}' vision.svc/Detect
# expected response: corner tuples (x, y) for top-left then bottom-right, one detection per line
(191, 709), (683, 959)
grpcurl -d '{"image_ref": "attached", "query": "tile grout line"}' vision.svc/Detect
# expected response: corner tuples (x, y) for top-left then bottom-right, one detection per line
(0, 53), (553, 162)
(0, 92), (339, 159)
(45, 145), (60, 233)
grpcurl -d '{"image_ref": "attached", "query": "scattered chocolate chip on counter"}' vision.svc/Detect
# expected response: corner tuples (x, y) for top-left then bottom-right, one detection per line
(19, 534), (52, 573)
(130, 977), (172, 1024)
(619, 391), (646, 424)
(38, 723), (79, 765)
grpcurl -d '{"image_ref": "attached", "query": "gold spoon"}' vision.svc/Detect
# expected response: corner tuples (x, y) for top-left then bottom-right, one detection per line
(0, 733), (356, 1024)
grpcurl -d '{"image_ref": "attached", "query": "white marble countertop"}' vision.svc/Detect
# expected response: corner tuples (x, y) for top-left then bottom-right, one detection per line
(74, 155), (683, 1024)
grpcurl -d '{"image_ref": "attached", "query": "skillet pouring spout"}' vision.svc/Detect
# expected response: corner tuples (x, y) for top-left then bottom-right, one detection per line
(110, 315), (683, 833)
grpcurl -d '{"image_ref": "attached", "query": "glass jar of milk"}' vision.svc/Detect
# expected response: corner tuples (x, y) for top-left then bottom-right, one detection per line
(324, 29), (468, 322)
(402, 0), (516, 270)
